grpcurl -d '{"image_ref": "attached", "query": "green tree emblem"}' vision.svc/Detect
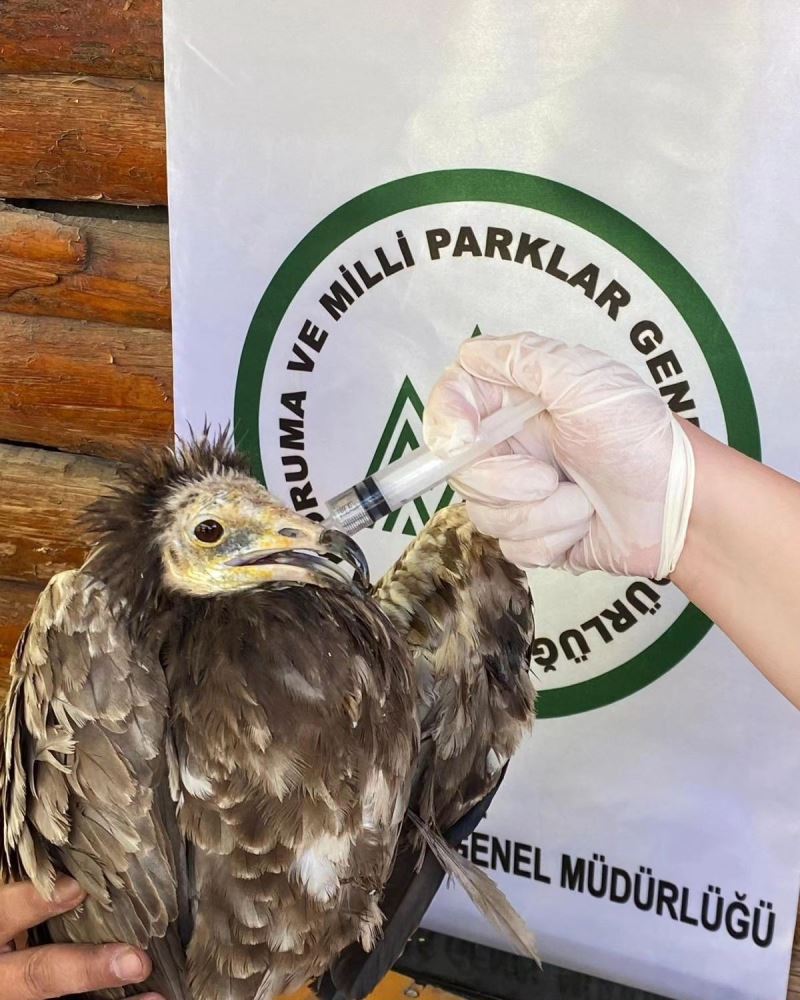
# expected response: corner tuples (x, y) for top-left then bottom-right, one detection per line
(367, 327), (481, 537)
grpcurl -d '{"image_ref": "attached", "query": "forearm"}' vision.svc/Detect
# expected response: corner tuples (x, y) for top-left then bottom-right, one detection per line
(672, 420), (800, 707)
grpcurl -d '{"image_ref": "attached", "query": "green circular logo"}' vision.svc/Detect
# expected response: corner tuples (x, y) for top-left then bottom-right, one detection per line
(235, 169), (760, 719)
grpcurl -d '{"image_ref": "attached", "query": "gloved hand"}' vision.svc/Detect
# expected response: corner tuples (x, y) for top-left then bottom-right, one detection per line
(423, 332), (695, 579)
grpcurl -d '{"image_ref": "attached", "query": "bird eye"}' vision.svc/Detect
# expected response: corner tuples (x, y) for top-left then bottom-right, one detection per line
(278, 527), (301, 538)
(194, 519), (225, 544)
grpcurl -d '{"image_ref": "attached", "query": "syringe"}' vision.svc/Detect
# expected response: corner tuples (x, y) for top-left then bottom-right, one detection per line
(323, 396), (545, 535)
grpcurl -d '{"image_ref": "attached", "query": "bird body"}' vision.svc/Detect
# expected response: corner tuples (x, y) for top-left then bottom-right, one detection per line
(169, 583), (417, 999)
(1, 435), (536, 1000)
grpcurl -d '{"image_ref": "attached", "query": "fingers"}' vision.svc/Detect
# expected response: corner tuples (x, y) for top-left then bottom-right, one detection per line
(423, 363), (530, 454)
(458, 331), (644, 415)
(423, 364), (481, 452)
(1, 942), (152, 1000)
(462, 479), (595, 569)
(0, 878), (85, 946)
(458, 330), (603, 384)
(451, 454), (559, 503)
(424, 330), (615, 458)
(465, 483), (594, 542)
(498, 522), (592, 569)
(0, 882), (160, 1000)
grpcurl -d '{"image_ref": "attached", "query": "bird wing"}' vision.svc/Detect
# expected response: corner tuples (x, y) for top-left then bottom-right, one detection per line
(0, 569), (187, 998)
(320, 503), (536, 998)
(375, 502), (536, 829)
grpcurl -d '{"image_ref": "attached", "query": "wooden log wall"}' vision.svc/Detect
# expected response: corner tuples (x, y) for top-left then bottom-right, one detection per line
(0, 4), (797, 996)
(0, 0), (171, 677)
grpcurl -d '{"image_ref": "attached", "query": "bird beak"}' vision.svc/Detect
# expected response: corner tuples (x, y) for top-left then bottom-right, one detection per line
(318, 527), (370, 590)
(226, 522), (370, 591)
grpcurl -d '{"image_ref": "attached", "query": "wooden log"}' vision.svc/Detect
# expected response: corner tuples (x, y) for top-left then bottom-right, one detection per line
(0, 75), (166, 204)
(0, 581), (44, 699)
(0, 204), (171, 329)
(0, 313), (172, 459)
(0, 204), (86, 297)
(0, 0), (163, 80)
(0, 444), (116, 585)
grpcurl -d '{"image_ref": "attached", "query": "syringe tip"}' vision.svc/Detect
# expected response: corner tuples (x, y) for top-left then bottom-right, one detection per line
(323, 485), (376, 536)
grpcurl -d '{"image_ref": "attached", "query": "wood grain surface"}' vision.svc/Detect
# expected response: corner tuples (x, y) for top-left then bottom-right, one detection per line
(0, 581), (43, 697)
(0, 444), (116, 585)
(0, 0), (163, 79)
(0, 312), (172, 457)
(0, 204), (171, 329)
(0, 75), (166, 204)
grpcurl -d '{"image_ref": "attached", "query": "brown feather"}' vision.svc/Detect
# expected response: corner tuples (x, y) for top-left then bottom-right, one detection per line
(408, 812), (539, 963)
(0, 571), (187, 996)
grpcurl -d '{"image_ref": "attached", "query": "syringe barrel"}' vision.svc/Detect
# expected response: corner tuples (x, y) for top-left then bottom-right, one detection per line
(324, 450), (454, 534)
(323, 395), (545, 535)
(372, 448), (449, 511)
(323, 480), (388, 534)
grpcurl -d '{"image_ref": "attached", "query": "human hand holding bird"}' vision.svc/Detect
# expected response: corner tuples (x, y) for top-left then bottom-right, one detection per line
(0, 877), (161, 1000)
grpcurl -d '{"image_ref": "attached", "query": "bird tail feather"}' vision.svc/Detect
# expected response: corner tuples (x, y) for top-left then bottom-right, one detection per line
(407, 812), (540, 965)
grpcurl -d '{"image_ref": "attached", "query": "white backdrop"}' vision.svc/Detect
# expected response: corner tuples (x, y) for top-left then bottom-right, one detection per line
(163, 4), (800, 997)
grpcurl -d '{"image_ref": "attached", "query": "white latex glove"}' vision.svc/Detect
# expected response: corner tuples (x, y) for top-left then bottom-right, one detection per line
(423, 332), (695, 579)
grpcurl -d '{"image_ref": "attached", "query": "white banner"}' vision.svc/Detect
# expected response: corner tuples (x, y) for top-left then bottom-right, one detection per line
(163, 4), (800, 997)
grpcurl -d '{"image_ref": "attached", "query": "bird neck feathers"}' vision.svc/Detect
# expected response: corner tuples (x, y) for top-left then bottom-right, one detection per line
(83, 433), (251, 638)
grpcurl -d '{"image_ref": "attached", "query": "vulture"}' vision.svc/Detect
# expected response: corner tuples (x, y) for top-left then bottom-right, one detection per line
(0, 433), (537, 1000)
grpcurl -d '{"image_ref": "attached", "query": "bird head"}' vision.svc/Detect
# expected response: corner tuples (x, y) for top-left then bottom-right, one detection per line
(158, 475), (368, 596)
(85, 431), (369, 609)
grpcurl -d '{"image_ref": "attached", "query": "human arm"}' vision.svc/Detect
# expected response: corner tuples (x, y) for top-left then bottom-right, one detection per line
(0, 877), (162, 1000)
(424, 331), (800, 708)
(671, 420), (800, 707)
